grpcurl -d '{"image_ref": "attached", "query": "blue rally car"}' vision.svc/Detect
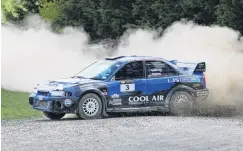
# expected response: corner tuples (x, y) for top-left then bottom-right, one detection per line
(28, 55), (209, 120)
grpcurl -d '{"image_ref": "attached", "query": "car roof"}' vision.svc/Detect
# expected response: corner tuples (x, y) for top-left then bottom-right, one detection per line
(104, 55), (186, 75)
(105, 55), (167, 62)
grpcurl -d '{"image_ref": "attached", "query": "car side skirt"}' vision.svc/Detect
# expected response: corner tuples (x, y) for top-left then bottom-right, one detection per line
(106, 105), (169, 113)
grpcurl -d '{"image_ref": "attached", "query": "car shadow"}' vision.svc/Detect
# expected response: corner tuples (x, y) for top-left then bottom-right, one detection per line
(34, 112), (170, 122)
(34, 109), (241, 122)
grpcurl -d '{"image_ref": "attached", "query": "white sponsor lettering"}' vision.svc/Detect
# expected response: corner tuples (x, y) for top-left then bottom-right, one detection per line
(151, 95), (164, 101)
(168, 77), (200, 83)
(150, 68), (163, 72)
(151, 73), (161, 76)
(111, 94), (119, 99)
(110, 98), (122, 105)
(129, 95), (164, 104)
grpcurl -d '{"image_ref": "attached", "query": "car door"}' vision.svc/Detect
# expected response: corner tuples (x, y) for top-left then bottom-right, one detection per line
(144, 60), (180, 106)
(106, 61), (147, 108)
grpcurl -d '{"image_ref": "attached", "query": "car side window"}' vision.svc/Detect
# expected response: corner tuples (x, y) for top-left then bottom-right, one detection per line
(146, 61), (178, 78)
(115, 61), (144, 80)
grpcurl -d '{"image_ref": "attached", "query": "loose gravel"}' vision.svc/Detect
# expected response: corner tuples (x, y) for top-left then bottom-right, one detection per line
(2, 114), (243, 151)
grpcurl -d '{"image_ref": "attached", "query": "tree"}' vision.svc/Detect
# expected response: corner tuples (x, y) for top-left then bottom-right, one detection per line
(216, 0), (243, 34)
(180, 0), (219, 25)
(39, 0), (60, 22)
(53, 0), (135, 41)
(2, 0), (243, 40)
(1, 0), (27, 23)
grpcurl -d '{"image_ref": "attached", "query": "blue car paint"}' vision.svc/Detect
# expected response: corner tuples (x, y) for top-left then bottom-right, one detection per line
(29, 55), (209, 114)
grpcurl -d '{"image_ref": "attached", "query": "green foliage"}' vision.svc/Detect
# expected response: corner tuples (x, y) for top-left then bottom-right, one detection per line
(39, 0), (60, 21)
(1, 88), (42, 120)
(1, 0), (27, 23)
(131, 0), (183, 29)
(2, 0), (243, 41)
(53, 0), (135, 40)
(180, 0), (219, 24)
(25, 0), (41, 13)
(216, 0), (243, 32)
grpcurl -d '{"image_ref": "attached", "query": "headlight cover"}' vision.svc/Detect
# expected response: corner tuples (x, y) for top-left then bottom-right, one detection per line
(51, 91), (65, 96)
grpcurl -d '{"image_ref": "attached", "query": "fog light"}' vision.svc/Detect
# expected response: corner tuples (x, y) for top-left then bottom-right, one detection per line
(64, 99), (72, 107)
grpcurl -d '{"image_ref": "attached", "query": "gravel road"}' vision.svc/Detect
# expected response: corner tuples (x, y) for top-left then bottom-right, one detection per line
(2, 114), (243, 151)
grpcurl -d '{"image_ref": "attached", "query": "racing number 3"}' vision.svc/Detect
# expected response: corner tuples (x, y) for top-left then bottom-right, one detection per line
(120, 83), (135, 92)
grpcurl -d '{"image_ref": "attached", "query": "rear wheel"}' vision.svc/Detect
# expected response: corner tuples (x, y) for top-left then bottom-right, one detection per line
(169, 91), (194, 116)
(43, 111), (66, 120)
(77, 93), (103, 120)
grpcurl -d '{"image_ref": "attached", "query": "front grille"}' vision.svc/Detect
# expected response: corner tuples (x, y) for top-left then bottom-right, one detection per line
(37, 100), (49, 108)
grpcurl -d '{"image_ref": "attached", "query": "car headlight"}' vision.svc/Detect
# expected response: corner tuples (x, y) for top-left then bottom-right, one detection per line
(51, 91), (65, 96)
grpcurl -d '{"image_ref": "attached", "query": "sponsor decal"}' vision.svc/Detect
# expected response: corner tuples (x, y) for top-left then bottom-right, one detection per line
(129, 95), (164, 104)
(64, 99), (72, 107)
(120, 83), (135, 92)
(120, 107), (154, 111)
(38, 96), (44, 100)
(179, 77), (191, 82)
(109, 99), (122, 105)
(150, 68), (163, 72)
(149, 73), (161, 77)
(168, 77), (200, 83)
(111, 94), (119, 99)
(110, 94), (122, 105)
(169, 78), (180, 82)
(79, 84), (94, 88)
(102, 90), (108, 95)
(190, 77), (201, 82)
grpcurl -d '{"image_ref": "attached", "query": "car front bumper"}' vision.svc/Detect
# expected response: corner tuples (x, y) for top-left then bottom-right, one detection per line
(29, 93), (79, 113)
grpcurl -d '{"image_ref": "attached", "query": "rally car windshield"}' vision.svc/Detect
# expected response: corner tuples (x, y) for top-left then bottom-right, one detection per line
(74, 60), (123, 80)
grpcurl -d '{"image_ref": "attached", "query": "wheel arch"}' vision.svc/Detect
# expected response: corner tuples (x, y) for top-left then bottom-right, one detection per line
(165, 85), (195, 106)
(78, 89), (108, 117)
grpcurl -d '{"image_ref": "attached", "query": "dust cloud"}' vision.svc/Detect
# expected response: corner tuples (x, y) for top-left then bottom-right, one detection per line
(1, 15), (106, 92)
(2, 15), (243, 113)
(115, 21), (243, 111)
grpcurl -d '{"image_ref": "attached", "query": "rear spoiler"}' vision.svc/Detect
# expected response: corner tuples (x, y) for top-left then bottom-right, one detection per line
(169, 60), (206, 74)
(193, 62), (206, 74)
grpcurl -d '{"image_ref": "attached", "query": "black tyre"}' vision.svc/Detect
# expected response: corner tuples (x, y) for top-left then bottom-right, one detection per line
(77, 93), (103, 120)
(169, 91), (194, 116)
(43, 111), (66, 120)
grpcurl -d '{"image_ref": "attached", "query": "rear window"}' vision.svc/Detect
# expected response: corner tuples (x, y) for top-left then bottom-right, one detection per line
(146, 61), (178, 78)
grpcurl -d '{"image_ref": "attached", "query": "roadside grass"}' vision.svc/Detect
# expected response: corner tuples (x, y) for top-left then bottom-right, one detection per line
(1, 88), (42, 120)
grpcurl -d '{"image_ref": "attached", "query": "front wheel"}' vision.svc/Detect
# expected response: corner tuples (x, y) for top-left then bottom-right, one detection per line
(169, 91), (194, 116)
(77, 93), (103, 120)
(43, 111), (66, 120)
